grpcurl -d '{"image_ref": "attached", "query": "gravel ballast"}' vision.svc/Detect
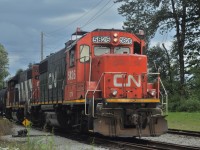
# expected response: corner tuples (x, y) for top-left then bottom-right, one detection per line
(141, 133), (200, 148)
(1, 124), (200, 149)
(0, 125), (108, 150)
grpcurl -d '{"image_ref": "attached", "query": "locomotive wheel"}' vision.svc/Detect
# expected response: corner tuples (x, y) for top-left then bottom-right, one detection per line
(80, 119), (88, 133)
(88, 116), (94, 130)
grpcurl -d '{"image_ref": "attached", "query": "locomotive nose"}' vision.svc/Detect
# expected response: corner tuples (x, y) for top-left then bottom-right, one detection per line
(92, 54), (147, 99)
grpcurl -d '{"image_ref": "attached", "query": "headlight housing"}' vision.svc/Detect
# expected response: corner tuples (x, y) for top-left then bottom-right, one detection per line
(112, 89), (118, 96)
(148, 89), (156, 97)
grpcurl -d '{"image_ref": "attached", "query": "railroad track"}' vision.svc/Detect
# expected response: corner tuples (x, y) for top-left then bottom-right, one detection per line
(53, 130), (200, 150)
(12, 122), (200, 150)
(168, 129), (200, 137)
(93, 136), (200, 150)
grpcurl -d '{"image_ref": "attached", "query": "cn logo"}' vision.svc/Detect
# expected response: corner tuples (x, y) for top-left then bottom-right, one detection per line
(113, 74), (141, 87)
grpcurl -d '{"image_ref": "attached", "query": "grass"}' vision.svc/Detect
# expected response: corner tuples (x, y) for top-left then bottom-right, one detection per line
(166, 112), (200, 131)
(0, 140), (25, 150)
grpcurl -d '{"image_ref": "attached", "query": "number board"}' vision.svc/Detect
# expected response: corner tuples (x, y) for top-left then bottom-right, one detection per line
(119, 37), (132, 44)
(68, 69), (76, 80)
(92, 36), (111, 43)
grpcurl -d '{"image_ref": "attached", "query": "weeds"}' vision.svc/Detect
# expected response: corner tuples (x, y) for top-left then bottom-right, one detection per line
(0, 117), (13, 136)
(21, 126), (56, 150)
(0, 119), (57, 150)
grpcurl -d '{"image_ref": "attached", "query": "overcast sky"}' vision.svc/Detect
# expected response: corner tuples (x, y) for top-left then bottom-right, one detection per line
(0, 0), (171, 77)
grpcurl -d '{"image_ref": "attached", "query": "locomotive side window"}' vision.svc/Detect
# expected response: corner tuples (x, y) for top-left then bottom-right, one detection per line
(94, 46), (110, 56)
(114, 47), (130, 54)
(134, 42), (141, 54)
(69, 49), (75, 67)
(80, 45), (90, 63)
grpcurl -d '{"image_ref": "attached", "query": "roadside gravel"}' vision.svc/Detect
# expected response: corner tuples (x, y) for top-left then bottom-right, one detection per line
(0, 125), (108, 150)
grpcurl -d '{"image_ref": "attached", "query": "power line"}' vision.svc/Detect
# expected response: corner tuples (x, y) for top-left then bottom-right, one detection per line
(45, 0), (105, 35)
(81, 0), (113, 29)
(81, 2), (116, 29)
(41, 32), (44, 61)
(42, 0), (116, 55)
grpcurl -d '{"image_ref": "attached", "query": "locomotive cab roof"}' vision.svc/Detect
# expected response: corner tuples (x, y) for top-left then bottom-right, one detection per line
(92, 28), (124, 32)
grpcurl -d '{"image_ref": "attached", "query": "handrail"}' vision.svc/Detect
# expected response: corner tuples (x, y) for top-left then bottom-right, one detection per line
(148, 72), (168, 115)
(84, 90), (90, 115)
(85, 71), (168, 117)
(85, 72), (127, 116)
(92, 72), (127, 117)
(89, 56), (92, 85)
(85, 72), (106, 117)
(159, 78), (168, 114)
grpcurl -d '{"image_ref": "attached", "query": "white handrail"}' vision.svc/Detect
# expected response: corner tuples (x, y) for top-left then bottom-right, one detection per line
(148, 72), (168, 115)
(92, 72), (127, 117)
(89, 56), (92, 85)
(159, 78), (168, 114)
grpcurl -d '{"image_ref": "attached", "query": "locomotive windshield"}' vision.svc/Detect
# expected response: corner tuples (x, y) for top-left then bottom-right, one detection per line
(94, 46), (110, 56)
(114, 47), (130, 54)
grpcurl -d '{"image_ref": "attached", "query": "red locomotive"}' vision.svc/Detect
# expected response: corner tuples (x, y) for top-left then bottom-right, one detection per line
(3, 29), (168, 137)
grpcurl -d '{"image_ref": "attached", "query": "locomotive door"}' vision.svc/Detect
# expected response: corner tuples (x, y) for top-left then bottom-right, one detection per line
(65, 47), (77, 100)
(76, 44), (90, 99)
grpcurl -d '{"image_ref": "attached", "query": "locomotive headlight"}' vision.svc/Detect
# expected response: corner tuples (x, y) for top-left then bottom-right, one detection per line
(113, 33), (118, 37)
(112, 90), (118, 96)
(150, 90), (156, 96)
(113, 38), (118, 43)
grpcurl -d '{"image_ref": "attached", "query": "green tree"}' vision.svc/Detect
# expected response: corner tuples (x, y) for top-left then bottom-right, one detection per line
(147, 44), (177, 95)
(0, 43), (9, 88)
(187, 59), (200, 97)
(115, 0), (200, 98)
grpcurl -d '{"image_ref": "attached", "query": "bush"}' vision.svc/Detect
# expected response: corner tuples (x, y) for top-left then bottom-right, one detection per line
(168, 95), (200, 112)
(0, 117), (13, 136)
(168, 94), (181, 112)
(177, 98), (200, 112)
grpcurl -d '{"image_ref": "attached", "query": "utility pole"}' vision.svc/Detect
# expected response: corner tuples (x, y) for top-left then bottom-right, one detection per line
(41, 32), (44, 61)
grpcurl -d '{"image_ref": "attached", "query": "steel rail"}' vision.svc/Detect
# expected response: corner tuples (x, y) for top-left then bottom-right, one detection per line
(168, 129), (200, 137)
(94, 137), (200, 150)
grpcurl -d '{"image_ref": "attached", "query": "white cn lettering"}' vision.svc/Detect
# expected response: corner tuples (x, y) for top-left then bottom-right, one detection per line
(54, 72), (57, 88)
(113, 74), (141, 87)
(48, 72), (57, 89)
